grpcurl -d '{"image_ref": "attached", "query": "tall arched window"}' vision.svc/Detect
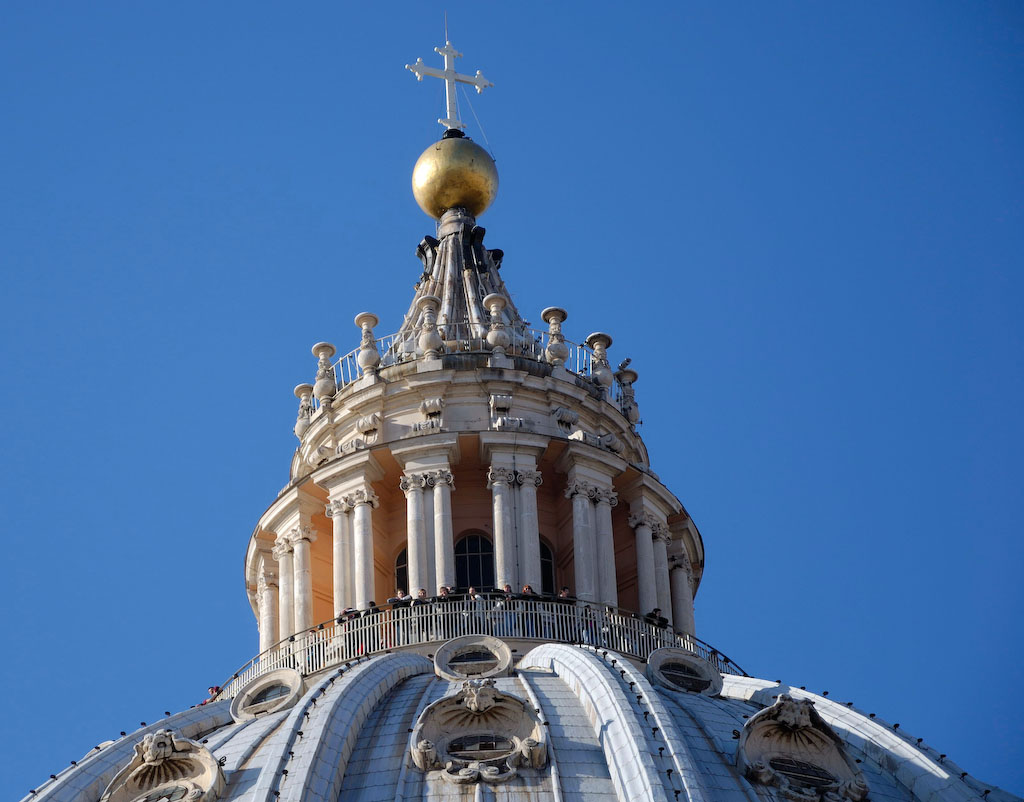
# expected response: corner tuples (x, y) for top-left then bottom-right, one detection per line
(539, 540), (556, 596)
(394, 548), (408, 595)
(455, 533), (495, 591)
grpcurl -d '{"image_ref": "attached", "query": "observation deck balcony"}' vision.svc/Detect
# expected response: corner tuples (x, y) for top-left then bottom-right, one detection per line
(218, 598), (746, 699)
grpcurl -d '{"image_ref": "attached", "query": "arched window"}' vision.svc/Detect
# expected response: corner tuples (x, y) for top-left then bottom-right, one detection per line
(539, 540), (555, 596)
(395, 548), (408, 595)
(455, 533), (495, 591)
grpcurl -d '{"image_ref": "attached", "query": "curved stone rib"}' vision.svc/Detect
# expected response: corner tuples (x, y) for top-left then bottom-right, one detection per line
(519, 643), (669, 802)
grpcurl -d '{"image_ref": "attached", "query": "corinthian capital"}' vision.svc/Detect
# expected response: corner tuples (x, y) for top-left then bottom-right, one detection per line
(564, 479), (598, 500)
(627, 512), (660, 531)
(593, 486), (618, 506)
(516, 469), (543, 487)
(487, 467), (516, 488)
(257, 571), (278, 595)
(272, 534), (294, 559)
(399, 473), (428, 494)
(345, 488), (380, 508)
(650, 522), (671, 542)
(289, 524), (317, 544)
(326, 498), (352, 518)
(430, 469), (455, 490)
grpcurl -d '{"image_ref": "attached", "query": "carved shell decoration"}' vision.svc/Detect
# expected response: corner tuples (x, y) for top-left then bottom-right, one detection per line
(99, 730), (224, 802)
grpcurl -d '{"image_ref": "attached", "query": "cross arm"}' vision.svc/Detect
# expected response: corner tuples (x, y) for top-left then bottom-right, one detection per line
(406, 59), (447, 81)
(452, 69), (493, 94)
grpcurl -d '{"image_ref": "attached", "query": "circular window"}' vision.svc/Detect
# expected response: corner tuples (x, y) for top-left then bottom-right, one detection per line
(647, 647), (723, 696)
(434, 635), (513, 681)
(230, 667), (304, 722)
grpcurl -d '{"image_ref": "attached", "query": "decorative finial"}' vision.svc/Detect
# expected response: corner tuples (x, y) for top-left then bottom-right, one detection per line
(406, 40), (493, 131)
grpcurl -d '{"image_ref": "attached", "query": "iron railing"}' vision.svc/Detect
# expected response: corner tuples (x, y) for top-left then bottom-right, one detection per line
(216, 598), (745, 699)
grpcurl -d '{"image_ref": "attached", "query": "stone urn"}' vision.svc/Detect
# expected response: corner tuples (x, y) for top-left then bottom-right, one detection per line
(311, 342), (337, 400)
(293, 383), (314, 438)
(585, 332), (614, 388)
(542, 307), (569, 368)
(417, 295), (443, 359)
(614, 365), (640, 425)
(354, 312), (381, 376)
(483, 293), (510, 357)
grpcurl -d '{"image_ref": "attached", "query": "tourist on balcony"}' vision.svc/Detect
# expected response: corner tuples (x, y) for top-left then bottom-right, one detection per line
(519, 584), (539, 638)
(555, 586), (575, 641)
(387, 589), (411, 647)
(434, 586), (453, 638)
(463, 586), (486, 634)
(411, 588), (430, 641)
(361, 601), (380, 653)
(494, 583), (515, 637)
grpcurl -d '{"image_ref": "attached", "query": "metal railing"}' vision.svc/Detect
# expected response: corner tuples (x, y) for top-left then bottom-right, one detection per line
(216, 598), (745, 699)
(310, 323), (599, 413)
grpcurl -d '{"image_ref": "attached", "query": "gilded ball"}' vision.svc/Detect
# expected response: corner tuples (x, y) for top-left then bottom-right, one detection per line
(412, 136), (499, 219)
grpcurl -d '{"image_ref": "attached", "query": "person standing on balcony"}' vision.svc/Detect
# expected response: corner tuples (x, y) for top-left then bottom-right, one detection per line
(387, 589), (411, 647)
(411, 588), (429, 641)
(519, 584), (539, 638)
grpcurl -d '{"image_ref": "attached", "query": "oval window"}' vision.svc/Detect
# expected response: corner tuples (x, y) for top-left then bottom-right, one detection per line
(448, 735), (515, 760)
(661, 661), (712, 692)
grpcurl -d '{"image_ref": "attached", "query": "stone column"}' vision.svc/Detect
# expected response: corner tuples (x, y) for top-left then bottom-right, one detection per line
(593, 486), (619, 608)
(488, 467), (518, 589)
(257, 564), (278, 654)
(423, 480), (436, 592)
(291, 525), (317, 633)
(652, 526), (672, 626)
(432, 470), (456, 591)
(670, 558), (696, 637)
(516, 469), (543, 592)
(349, 488), (380, 610)
(326, 498), (353, 616)
(401, 473), (429, 594)
(566, 480), (598, 603)
(628, 513), (658, 615)
(272, 534), (295, 640)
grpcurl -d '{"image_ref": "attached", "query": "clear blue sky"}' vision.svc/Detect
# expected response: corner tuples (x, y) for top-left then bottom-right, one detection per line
(1, 1), (1021, 795)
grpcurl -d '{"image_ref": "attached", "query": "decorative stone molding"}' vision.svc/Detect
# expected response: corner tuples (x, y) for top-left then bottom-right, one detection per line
(355, 412), (381, 441)
(551, 405), (579, 434)
(489, 393), (513, 428)
(289, 524), (317, 545)
(482, 293), (510, 358)
(593, 486), (618, 506)
(400, 473), (429, 494)
(541, 307), (569, 368)
(615, 360), (641, 425)
(256, 571), (278, 596)
(564, 479), (598, 500)
(311, 342), (337, 402)
(599, 432), (624, 454)
(433, 635), (513, 681)
(409, 678), (547, 784)
(628, 512), (661, 531)
(567, 429), (601, 447)
(412, 397), (445, 432)
(647, 647), (723, 697)
(670, 553), (694, 583)
(486, 467), (516, 488)
(99, 729), (225, 802)
(515, 469), (543, 488)
(271, 534), (294, 560)
(344, 488), (380, 509)
(651, 522), (671, 542)
(429, 468), (455, 489)
(326, 498), (354, 518)
(229, 667), (304, 723)
(292, 383), (314, 439)
(738, 694), (870, 802)
(354, 312), (381, 377)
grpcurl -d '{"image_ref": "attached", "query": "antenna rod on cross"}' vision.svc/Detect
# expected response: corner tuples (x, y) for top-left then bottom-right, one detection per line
(406, 40), (493, 131)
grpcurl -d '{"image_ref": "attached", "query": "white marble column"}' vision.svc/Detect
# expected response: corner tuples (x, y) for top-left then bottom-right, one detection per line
(567, 480), (598, 603)
(488, 467), (517, 588)
(257, 563), (278, 654)
(594, 486), (619, 608)
(291, 525), (317, 633)
(432, 470), (456, 591)
(272, 534), (295, 640)
(401, 473), (429, 594)
(516, 469), (543, 592)
(423, 480), (436, 591)
(349, 488), (380, 610)
(326, 498), (353, 616)
(628, 513), (658, 615)
(670, 558), (696, 637)
(652, 526), (672, 626)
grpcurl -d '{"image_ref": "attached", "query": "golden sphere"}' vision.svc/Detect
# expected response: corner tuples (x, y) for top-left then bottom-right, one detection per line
(412, 135), (499, 219)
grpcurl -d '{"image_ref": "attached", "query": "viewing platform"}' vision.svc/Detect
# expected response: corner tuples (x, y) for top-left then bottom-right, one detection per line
(218, 597), (746, 699)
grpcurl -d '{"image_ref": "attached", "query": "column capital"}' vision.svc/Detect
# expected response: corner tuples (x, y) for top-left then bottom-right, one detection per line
(593, 486), (618, 506)
(429, 468), (455, 489)
(487, 466), (517, 488)
(344, 488), (380, 509)
(565, 479), (598, 500)
(400, 473), (429, 494)
(289, 524), (318, 545)
(257, 571), (278, 594)
(272, 534), (294, 559)
(628, 511), (660, 530)
(326, 498), (354, 517)
(651, 522), (671, 542)
(516, 469), (543, 487)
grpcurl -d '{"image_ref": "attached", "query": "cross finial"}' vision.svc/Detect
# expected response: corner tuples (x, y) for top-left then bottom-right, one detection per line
(406, 40), (493, 131)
